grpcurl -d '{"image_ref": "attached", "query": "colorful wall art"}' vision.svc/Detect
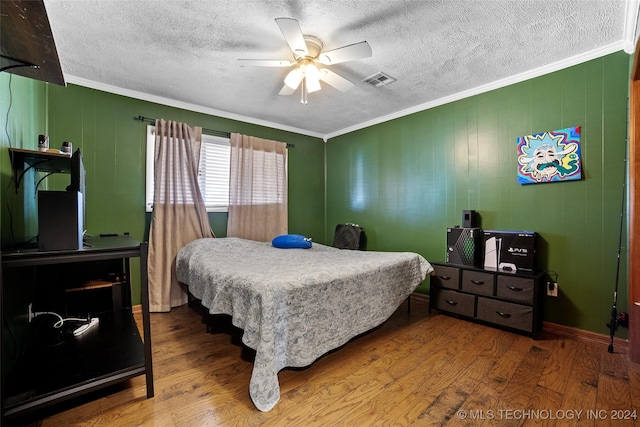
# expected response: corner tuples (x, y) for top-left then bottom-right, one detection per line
(516, 126), (582, 184)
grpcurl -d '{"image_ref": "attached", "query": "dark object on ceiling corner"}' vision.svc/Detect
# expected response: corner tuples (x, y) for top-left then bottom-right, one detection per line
(0, 0), (65, 86)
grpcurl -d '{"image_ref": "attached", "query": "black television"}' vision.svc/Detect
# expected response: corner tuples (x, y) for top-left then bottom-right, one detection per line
(68, 149), (85, 192)
(68, 148), (86, 234)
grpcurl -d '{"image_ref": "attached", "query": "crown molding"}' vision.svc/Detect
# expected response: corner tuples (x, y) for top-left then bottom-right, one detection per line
(324, 42), (627, 140)
(63, 75), (325, 139)
(624, 0), (640, 54)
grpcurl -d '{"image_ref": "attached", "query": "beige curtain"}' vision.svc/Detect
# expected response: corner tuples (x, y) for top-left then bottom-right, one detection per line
(227, 133), (288, 241)
(148, 119), (214, 312)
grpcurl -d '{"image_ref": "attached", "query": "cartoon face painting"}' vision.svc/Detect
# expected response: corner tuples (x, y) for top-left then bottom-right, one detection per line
(517, 126), (582, 184)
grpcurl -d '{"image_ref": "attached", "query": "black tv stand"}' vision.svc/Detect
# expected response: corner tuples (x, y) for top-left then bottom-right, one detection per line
(1, 235), (154, 422)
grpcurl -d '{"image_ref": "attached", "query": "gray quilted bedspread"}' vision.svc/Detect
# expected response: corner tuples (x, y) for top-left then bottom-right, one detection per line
(175, 237), (433, 411)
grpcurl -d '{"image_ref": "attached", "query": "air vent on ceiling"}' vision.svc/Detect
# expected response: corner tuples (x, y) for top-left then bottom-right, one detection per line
(362, 72), (396, 87)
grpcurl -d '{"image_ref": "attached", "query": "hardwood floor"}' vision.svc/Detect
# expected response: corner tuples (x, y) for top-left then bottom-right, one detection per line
(15, 298), (640, 426)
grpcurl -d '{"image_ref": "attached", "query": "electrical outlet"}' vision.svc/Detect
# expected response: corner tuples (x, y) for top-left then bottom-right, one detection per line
(547, 282), (558, 297)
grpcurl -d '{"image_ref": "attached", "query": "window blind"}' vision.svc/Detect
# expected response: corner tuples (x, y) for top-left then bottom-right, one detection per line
(145, 126), (231, 212)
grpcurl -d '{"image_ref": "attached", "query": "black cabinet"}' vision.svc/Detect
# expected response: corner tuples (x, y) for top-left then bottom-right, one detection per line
(429, 262), (544, 339)
(1, 236), (154, 422)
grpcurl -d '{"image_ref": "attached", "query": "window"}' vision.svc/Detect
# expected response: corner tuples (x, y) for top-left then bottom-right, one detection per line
(145, 125), (230, 212)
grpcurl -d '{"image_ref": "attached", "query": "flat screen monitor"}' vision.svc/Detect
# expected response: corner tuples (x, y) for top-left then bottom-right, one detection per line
(68, 148), (85, 194)
(67, 148), (86, 235)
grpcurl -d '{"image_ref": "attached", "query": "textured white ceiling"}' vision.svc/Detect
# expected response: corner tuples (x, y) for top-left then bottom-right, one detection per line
(44, 0), (636, 139)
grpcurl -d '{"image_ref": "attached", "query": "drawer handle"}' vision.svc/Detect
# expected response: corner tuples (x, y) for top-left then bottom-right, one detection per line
(445, 299), (458, 306)
(471, 280), (485, 285)
(438, 275), (451, 280)
(507, 285), (523, 292)
(496, 311), (512, 318)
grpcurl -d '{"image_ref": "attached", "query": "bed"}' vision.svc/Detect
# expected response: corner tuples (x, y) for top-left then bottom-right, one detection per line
(175, 237), (433, 411)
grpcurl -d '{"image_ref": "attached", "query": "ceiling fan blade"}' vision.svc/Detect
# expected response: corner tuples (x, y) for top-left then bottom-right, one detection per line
(318, 41), (372, 65)
(279, 84), (297, 95)
(275, 18), (309, 57)
(238, 59), (294, 67)
(319, 69), (354, 92)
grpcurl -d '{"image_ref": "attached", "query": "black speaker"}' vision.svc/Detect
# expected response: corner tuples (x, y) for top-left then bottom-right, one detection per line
(333, 223), (366, 250)
(38, 191), (83, 251)
(446, 227), (483, 267)
(462, 210), (478, 228)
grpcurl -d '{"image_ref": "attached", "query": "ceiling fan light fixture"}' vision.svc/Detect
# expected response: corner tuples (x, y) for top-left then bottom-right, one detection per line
(284, 68), (303, 89)
(243, 18), (371, 104)
(306, 77), (321, 93)
(304, 63), (321, 93)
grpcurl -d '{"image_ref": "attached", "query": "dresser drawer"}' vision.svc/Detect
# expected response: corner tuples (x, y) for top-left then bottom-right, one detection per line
(496, 275), (535, 304)
(477, 297), (533, 332)
(431, 288), (475, 317)
(431, 265), (460, 290)
(461, 270), (495, 296)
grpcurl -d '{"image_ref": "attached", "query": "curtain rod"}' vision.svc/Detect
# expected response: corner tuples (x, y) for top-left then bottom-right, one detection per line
(135, 115), (230, 138)
(134, 115), (294, 148)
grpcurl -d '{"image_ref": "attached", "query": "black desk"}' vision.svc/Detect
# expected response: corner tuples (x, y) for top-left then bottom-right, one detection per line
(1, 236), (154, 421)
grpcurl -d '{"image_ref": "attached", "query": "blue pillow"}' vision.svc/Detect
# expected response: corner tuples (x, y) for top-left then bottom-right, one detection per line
(272, 234), (312, 249)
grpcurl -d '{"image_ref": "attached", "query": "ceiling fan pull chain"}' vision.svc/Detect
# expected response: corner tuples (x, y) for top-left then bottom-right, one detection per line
(301, 77), (308, 105)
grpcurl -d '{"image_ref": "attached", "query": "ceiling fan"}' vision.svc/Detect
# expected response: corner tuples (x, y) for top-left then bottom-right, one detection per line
(238, 18), (372, 104)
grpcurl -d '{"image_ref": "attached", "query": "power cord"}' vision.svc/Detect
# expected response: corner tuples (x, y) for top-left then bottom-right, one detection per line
(544, 269), (559, 293)
(31, 310), (100, 336)
(3, 73), (18, 244)
(545, 269), (558, 282)
(31, 311), (89, 328)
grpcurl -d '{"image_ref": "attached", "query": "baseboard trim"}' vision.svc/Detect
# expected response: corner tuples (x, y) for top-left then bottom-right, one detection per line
(410, 292), (628, 350)
(132, 304), (142, 315)
(542, 321), (628, 351)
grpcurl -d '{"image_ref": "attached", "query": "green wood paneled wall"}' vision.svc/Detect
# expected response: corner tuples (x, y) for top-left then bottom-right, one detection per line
(326, 51), (630, 334)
